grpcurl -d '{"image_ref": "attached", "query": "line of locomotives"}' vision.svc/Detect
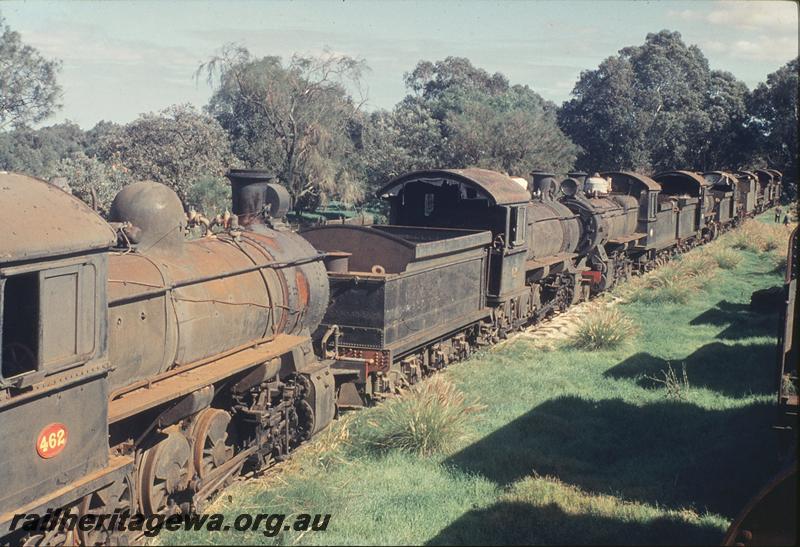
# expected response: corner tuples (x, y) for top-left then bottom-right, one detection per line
(0, 165), (784, 545)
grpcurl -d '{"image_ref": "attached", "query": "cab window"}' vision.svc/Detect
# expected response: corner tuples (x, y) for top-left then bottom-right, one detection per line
(1, 273), (40, 379)
(1, 263), (96, 382)
(509, 206), (527, 247)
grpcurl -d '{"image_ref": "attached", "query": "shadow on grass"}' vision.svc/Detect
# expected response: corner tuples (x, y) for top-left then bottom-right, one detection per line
(689, 300), (780, 341)
(604, 341), (777, 398)
(426, 501), (723, 545)
(444, 396), (778, 518)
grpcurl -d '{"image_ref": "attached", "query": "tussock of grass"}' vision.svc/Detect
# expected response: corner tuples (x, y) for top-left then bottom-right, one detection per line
(620, 253), (718, 304)
(361, 376), (483, 456)
(724, 220), (791, 254)
(703, 246), (743, 270)
(289, 413), (356, 472)
(572, 307), (638, 350)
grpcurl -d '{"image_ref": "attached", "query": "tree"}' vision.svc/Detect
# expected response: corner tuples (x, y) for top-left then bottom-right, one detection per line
(443, 84), (578, 174)
(200, 45), (368, 209)
(558, 30), (752, 173)
(363, 56), (577, 182)
(0, 15), (62, 130)
(359, 103), (443, 190)
(748, 58), (798, 188)
(47, 151), (133, 216)
(0, 121), (85, 176)
(186, 175), (232, 216)
(101, 104), (234, 204)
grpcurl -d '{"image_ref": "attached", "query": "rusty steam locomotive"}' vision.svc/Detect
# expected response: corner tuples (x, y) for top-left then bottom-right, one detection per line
(303, 167), (782, 404)
(1, 172), (334, 545)
(0, 164), (784, 545)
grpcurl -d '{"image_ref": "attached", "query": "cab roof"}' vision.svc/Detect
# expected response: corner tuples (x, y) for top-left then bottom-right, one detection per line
(378, 168), (531, 205)
(0, 172), (116, 264)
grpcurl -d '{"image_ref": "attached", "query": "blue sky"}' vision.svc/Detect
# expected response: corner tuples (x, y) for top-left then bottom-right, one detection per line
(1, 0), (797, 128)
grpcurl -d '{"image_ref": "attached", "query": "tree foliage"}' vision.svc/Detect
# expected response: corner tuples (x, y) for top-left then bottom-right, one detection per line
(200, 45), (367, 210)
(362, 57), (577, 188)
(0, 15), (62, 130)
(748, 57), (798, 184)
(47, 151), (133, 215)
(0, 121), (85, 176)
(100, 104), (234, 204)
(558, 30), (753, 173)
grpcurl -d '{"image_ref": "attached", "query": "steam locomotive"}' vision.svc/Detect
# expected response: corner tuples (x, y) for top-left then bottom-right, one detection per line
(0, 172), (334, 545)
(302, 168), (782, 404)
(0, 164), (784, 545)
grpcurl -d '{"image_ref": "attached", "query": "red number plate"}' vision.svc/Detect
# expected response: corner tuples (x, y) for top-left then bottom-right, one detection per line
(36, 423), (68, 459)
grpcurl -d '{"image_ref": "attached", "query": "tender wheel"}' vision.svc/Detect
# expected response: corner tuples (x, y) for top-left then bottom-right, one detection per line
(78, 476), (135, 546)
(192, 409), (235, 480)
(139, 429), (191, 515)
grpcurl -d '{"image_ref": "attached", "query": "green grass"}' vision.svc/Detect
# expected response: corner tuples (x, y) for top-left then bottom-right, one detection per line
(160, 221), (790, 546)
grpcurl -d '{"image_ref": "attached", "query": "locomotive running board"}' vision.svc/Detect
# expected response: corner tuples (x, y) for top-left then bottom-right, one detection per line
(108, 334), (307, 423)
(0, 455), (133, 535)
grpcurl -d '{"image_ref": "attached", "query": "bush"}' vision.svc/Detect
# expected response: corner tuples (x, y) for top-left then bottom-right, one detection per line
(704, 246), (743, 270)
(621, 254), (718, 304)
(724, 220), (791, 254)
(186, 176), (232, 216)
(572, 307), (638, 350)
(360, 376), (483, 456)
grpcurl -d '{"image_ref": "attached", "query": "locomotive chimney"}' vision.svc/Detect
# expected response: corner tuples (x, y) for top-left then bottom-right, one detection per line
(567, 171), (588, 186)
(226, 169), (291, 230)
(530, 171), (557, 201)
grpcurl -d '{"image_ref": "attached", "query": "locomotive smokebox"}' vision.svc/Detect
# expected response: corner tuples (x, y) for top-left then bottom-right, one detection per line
(109, 181), (186, 254)
(531, 171), (557, 201)
(226, 169), (291, 227)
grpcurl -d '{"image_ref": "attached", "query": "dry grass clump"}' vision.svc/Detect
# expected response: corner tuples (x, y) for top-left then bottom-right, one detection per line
(620, 253), (718, 304)
(702, 246), (743, 270)
(726, 220), (791, 254)
(361, 376), (483, 456)
(572, 307), (638, 350)
(644, 363), (691, 401)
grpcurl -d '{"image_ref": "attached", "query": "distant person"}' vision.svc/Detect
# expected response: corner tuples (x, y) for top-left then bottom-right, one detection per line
(784, 214), (790, 226)
(775, 206), (782, 223)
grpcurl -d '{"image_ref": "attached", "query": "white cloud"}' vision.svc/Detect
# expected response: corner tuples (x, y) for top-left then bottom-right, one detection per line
(670, 1), (797, 34)
(700, 34), (797, 62)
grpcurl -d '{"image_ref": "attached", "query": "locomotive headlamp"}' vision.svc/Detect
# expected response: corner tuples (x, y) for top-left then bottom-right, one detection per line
(560, 178), (579, 197)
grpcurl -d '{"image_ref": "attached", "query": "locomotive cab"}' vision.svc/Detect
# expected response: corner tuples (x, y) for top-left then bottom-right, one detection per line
(0, 173), (126, 536)
(379, 168), (532, 303)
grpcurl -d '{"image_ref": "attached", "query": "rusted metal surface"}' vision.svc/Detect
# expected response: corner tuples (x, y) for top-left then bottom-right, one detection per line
(0, 455), (133, 535)
(108, 334), (305, 422)
(0, 172), (116, 263)
(106, 182), (329, 392)
(777, 227), (798, 409)
(302, 224), (491, 274)
(301, 224), (491, 354)
(722, 463), (797, 546)
(378, 168), (531, 206)
(526, 201), (581, 260)
(600, 171), (662, 193)
(654, 170), (712, 195)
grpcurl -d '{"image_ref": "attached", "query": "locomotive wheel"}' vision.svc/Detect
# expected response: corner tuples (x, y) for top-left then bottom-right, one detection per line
(296, 398), (315, 442)
(192, 409), (235, 480)
(139, 430), (191, 515)
(77, 476), (135, 546)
